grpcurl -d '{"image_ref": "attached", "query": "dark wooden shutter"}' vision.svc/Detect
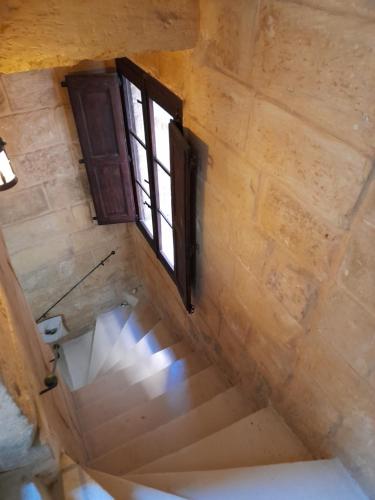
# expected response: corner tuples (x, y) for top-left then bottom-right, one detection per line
(65, 73), (135, 224)
(170, 121), (196, 313)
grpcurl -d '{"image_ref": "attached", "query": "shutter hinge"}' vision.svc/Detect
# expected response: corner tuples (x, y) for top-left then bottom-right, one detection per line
(78, 158), (85, 164)
(61, 80), (67, 88)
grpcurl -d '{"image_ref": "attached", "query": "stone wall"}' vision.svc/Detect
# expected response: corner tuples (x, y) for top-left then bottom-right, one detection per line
(0, 0), (199, 73)
(130, 0), (375, 495)
(0, 65), (140, 336)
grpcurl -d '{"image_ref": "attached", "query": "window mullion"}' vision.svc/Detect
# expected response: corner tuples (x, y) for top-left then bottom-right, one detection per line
(142, 84), (159, 252)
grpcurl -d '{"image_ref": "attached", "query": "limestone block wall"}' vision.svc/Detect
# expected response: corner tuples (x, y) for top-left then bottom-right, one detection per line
(0, 65), (141, 336)
(0, 0), (199, 74)
(130, 0), (375, 495)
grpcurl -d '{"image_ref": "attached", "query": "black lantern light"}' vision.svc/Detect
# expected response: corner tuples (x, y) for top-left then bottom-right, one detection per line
(0, 138), (17, 191)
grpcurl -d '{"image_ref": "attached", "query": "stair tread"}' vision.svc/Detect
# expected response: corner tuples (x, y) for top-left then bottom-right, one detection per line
(125, 460), (366, 500)
(62, 457), (185, 500)
(96, 300), (160, 377)
(76, 342), (198, 432)
(96, 320), (178, 381)
(87, 305), (131, 383)
(73, 328), (181, 409)
(61, 330), (93, 390)
(130, 407), (311, 474)
(88, 366), (230, 473)
(89, 386), (256, 475)
(87, 468), (186, 500)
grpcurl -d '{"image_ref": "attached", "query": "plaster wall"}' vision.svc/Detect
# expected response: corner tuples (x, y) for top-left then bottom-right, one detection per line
(0, 0), (199, 74)
(0, 63), (141, 336)
(130, 0), (375, 496)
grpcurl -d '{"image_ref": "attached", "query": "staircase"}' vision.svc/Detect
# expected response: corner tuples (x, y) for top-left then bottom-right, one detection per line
(58, 299), (367, 499)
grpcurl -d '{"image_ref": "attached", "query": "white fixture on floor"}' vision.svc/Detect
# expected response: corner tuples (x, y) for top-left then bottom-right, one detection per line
(37, 315), (69, 344)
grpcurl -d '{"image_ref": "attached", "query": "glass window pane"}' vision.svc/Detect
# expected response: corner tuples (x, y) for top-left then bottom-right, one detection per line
(152, 100), (172, 171)
(138, 187), (153, 237)
(126, 80), (145, 143)
(159, 216), (174, 268)
(131, 137), (150, 195)
(156, 164), (172, 224)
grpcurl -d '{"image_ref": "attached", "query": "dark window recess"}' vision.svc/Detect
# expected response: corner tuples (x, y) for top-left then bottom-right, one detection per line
(65, 64), (196, 313)
(65, 73), (135, 224)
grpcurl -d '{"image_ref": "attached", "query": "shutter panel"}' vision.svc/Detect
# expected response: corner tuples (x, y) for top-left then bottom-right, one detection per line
(170, 121), (195, 313)
(66, 73), (135, 224)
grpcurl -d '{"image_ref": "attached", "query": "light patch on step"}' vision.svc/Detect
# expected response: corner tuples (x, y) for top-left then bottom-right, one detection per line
(71, 483), (113, 500)
(21, 482), (42, 500)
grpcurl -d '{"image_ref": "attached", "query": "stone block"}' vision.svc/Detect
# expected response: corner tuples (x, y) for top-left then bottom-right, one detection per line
(2, 69), (60, 112)
(0, 109), (64, 156)
(11, 235), (73, 276)
(299, 0), (375, 19)
(10, 144), (77, 190)
(3, 210), (74, 254)
(361, 179), (375, 228)
(252, 1), (375, 155)
(71, 202), (95, 231)
(297, 335), (375, 416)
(260, 181), (341, 278)
(233, 257), (303, 343)
(0, 79), (11, 116)
(247, 98), (371, 228)
(231, 225), (272, 281)
(340, 222), (375, 312)
(264, 251), (318, 322)
(199, 0), (258, 83)
(186, 64), (254, 152)
(0, 186), (49, 226)
(44, 172), (90, 210)
(70, 225), (118, 255)
(277, 369), (341, 449)
(316, 285), (375, 384)
(202, 135), (260, 218)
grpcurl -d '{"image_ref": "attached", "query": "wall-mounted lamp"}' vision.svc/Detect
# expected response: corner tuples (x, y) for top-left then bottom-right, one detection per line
(0, 138), (17, 191)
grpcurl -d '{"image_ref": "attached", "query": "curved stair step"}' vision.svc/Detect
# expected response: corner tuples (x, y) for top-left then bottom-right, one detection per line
(73, 330), (186, 410)
(97, 301), (160, 376)
(83, 353), (211, 458)
(87, 305), (131, 383)
(130, 407), (311, 474)
(125, 460), (366, 500)
(88, 366), (230, 473)
(77, 343), (201, 432)
(90, 386), (256, 475)
(96, 321), (179, 381)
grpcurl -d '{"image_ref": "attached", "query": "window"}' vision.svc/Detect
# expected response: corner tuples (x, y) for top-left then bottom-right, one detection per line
(65, 63), (195, 312)
(117, 58), (183, 276)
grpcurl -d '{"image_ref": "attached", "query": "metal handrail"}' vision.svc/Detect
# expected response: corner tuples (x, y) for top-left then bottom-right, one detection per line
(36, 250), (116, 323)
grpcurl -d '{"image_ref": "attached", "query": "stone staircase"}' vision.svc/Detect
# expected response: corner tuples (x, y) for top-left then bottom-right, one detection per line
(58, 299), (367, 499)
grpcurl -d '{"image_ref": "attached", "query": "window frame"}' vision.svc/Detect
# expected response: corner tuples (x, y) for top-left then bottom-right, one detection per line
(116, 58), (183, 280)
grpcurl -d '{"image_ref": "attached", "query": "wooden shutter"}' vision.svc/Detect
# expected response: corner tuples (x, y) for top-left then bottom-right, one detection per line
(65, 73), (135, 224)
(170, 121), (196, 313)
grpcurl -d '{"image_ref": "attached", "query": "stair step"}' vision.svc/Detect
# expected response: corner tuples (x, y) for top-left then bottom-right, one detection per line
(87, 305), (131, 383)
(96, 320), (178, 381)
(96, 301), (160, 377)
(77, 341), (194, 432)
(61, 330), (93, 390)
(91, 386), (256, 475)
(130, 407), (311, 474)
(84, 353), (211, 458)
(61, 455), (184, 500)
(126, 460), (366, 500)
(73, 331), (187, 410)
(88, 366), (230, 473)
(87, 468), (186, 500)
